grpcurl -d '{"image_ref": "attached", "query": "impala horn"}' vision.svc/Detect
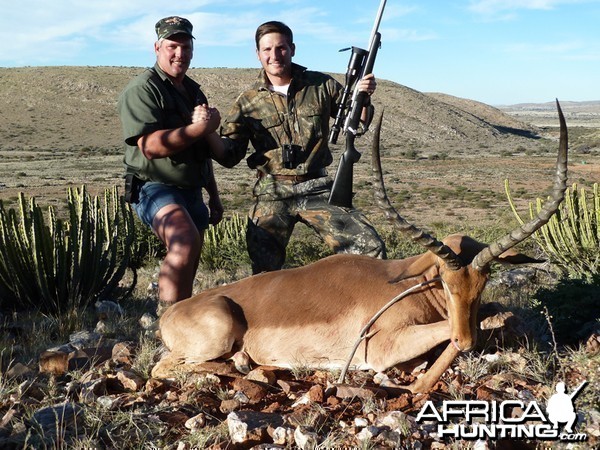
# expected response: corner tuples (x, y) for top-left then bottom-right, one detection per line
(371, 110), (463, 271)
(471, 99), (569, 271)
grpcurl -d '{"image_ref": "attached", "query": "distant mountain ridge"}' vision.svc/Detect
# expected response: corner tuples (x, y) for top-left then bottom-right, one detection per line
(498, 100), (600, 111)
(497, 99), (600, 128)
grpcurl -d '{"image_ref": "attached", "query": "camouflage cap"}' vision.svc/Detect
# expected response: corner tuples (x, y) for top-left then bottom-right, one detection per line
(155, 16), (194, 40)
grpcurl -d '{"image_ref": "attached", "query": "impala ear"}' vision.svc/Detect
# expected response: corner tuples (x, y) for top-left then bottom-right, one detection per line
(495, 249), (545, 265)
(389, 252), (439, 284)
(441, 234), (485, 265)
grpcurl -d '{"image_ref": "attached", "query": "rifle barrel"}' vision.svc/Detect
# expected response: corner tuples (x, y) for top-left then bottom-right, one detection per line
(368, 0), (387, 50)
(327, 0), (387, 207)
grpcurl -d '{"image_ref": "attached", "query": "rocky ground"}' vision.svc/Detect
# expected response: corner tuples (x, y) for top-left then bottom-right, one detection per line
(1, 268), (599, 449)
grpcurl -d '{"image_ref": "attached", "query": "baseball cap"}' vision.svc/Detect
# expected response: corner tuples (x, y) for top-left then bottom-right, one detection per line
(155, 16), (194, 40)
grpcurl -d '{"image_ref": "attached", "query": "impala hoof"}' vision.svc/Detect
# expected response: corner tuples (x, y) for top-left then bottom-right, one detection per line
(230, 351), (251, 374)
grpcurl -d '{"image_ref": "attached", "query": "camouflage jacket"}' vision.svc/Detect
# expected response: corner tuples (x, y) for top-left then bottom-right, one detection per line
(217, 64), (346, 176)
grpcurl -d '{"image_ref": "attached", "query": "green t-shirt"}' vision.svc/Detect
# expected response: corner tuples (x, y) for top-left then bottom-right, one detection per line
(118, 64), (210, 188)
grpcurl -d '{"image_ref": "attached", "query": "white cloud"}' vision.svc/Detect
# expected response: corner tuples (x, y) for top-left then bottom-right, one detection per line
(0, 0), (427, 65)
(1, 2), (155, 64)
(467, 0), (600, 17)
(502, 39), (600, 65)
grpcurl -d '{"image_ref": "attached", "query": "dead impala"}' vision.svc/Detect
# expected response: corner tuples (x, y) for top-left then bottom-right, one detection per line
(153, 101), (568, 393)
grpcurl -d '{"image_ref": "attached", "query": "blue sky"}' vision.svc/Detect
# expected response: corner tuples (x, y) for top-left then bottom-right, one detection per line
(1, 0), (598, 105)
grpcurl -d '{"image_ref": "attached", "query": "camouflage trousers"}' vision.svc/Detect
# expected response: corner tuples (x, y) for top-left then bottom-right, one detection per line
(246, 175), (386, 274)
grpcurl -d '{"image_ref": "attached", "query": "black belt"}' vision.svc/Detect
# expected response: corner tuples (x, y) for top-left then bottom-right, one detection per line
(257, 169), (327, 183)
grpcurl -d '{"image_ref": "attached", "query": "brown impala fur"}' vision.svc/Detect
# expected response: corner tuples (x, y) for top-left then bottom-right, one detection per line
(153, 101), (569, 393)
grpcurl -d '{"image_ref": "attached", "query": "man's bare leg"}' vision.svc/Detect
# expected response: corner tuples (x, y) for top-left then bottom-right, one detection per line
(152, 203), (203, 305)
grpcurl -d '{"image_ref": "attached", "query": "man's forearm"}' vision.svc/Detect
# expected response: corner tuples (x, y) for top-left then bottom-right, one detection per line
(205, 159), (219, 197)
(207, 133), (246, 168)
(138, 120), (218, 160)
(360, 102), (375, 133)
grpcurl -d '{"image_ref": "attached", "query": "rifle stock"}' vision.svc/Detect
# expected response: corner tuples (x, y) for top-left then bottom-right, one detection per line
(328, 0), (386, 207)
(328, 134), (360, 208)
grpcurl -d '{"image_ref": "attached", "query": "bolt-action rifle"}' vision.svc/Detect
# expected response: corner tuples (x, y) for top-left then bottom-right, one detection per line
(328, 0), (387, 208)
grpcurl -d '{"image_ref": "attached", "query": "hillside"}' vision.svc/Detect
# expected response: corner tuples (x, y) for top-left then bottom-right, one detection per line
(0, 66), (545, 154)
(0, 66), (598, 228)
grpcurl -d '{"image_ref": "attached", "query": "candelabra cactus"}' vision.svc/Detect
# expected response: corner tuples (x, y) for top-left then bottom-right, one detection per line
(201, 212), (249, 271)
(506, 181), (599, 281)
(0, 186), (134, 313)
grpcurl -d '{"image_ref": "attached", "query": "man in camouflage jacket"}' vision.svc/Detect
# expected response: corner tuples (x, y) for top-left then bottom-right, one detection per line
(209, 21), (386, 273)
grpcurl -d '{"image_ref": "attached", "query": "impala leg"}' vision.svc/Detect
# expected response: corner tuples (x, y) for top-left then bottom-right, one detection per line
(151, 351), (185, 379)
(408, 342), (460, 393)
(368, 321), (450, 371)
(155, 295), (247, 378)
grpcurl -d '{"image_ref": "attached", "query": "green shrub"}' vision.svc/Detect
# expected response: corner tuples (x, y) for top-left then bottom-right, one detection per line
(0, 186), (134, 314)
(378, 225), (425, 259)
(286, 231), (333, 267)
(531, 278), (599, 346)
(128, 214), (164, 269)
(402, 149), (420, 160)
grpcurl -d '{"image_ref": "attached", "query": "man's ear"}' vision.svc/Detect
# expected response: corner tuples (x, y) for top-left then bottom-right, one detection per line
(290, 43), (296, 57)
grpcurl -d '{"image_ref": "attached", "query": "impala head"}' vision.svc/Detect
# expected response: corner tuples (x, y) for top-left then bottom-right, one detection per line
(436, 236), (488, 351)
(372, 101), (568, 352)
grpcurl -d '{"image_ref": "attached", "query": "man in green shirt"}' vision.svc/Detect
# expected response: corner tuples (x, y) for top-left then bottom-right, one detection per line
(118, 16), (224, 313)
(209, 21), (386, 273)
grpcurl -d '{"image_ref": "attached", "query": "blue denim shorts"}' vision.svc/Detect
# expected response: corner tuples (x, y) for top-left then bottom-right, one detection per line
(132, 182), (209, 231)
